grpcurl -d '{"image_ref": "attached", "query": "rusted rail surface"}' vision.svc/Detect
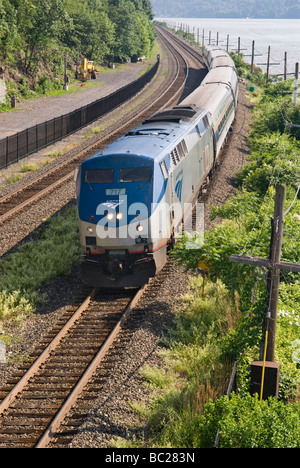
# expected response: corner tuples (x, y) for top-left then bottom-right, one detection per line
(0, 28), (209, 448)
(0, 288), (144, 448)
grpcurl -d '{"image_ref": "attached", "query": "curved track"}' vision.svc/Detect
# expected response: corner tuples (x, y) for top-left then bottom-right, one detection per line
(0, 28), (194, 227)
(0, 28), (209, 448)
(0, 287), (143, 448)
(0, 29), (252, 450)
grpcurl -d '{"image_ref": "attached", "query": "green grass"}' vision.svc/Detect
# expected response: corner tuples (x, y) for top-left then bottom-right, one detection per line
(111, 277), (238, 448)
(0, 206), (81, 336)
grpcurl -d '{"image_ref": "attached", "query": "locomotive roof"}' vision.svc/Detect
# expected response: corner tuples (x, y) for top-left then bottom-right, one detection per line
(87, 105), (206, 163)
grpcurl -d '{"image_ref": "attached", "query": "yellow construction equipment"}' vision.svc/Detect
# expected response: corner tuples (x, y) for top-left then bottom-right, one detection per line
(76, 59), (97, 81)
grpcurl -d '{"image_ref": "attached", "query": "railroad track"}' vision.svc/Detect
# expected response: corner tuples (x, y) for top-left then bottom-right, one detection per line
(160, 27), (206, 70)
(0, 287), (145, 448)
(0, 256), (178, 448)
(0, 28), (209, 448)
(0, 27), (192, 226)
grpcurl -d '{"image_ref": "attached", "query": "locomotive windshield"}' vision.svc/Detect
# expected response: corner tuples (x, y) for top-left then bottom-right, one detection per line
(84, 169), (114, 184)
(119, 167), (152, 183)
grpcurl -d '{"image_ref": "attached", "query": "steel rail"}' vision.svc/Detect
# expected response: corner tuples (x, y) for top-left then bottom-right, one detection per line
(0, 287), (143, 448)
(0, 290), (96, 415)
(0, 31), (200, 448)
(35, 286), (146, 448)
(0, 30), (189, 226)
(159, 26), (206, 68)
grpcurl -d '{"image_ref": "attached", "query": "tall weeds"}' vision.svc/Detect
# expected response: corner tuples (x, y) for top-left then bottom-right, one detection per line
(0, 206), (81, 334)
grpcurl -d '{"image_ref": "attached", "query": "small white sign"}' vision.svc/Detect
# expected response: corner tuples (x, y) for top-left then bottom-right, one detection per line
(0, 78), (7, 104)
(0, 340), (6, 364)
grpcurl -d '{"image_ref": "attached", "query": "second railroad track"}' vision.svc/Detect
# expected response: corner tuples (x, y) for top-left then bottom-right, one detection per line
(0, 26), (204, 226)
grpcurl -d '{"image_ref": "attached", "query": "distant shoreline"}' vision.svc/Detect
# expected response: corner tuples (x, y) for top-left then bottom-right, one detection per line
(154, 16), (300, 20)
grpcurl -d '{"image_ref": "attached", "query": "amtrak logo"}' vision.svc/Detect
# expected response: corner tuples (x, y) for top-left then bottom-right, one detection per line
(175, 178), (183, 202)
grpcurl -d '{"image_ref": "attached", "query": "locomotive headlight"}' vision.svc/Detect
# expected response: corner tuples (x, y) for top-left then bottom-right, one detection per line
(116, 213), (123, 220)
(107, 212), (114, 221)
(137, 224), (144, 232)
(87, 226), (94, 234)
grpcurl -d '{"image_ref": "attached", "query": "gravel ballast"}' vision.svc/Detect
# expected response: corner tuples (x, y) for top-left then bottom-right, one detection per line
(67, 81), (252, 449)
(0, 45), (252, 448)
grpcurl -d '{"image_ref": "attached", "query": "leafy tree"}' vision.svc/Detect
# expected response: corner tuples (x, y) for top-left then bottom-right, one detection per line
(0, 0), (20, 61)
(12, 0), (70, 72)
(63, 0), (115, 62)
(0, 0), (155, 77)
(107, 0), (145, 60)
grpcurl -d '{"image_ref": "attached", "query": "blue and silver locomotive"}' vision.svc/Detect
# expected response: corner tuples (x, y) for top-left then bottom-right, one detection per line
(75, 45), (239, 287)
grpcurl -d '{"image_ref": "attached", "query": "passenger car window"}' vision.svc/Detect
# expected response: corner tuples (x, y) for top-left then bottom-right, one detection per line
(119, 167), (152, 183)
(84, 169), (114, 184)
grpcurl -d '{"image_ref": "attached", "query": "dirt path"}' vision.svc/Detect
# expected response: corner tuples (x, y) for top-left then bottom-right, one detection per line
(0, 62), (152, 139)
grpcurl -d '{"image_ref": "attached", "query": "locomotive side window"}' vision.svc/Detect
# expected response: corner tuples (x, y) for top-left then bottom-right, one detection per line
(84, 169), (114, 184)
(119, 167), (152, 183)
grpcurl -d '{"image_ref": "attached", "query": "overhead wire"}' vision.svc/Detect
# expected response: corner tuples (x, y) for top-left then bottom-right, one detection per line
(284, 183), (300, 215)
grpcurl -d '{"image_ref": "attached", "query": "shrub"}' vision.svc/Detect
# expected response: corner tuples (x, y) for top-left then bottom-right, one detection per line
(198, 393), (300, 448)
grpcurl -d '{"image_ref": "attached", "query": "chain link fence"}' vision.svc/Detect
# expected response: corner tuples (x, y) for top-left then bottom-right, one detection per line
(0, 58), (160, 170)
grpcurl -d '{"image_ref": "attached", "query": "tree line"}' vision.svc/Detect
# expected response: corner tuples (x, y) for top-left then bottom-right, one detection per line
(151, 0), (300, 19)
(0, 0), (155, 74)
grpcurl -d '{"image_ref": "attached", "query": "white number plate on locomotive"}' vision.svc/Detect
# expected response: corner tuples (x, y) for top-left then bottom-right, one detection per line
(106, 188), (127, 196)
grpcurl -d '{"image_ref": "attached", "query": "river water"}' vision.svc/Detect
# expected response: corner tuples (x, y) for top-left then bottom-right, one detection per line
(156, 18), (300, 77)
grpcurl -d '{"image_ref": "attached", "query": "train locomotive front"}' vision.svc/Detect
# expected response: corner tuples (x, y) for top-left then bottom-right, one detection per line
(75, 136), (171, 287)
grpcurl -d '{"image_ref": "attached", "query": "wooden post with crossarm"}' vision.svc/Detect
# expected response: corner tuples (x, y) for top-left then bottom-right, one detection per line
(230, 185), (300, 362)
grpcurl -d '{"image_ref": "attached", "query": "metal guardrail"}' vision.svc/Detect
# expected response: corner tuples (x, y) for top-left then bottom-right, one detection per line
(0, 59), (160, 170)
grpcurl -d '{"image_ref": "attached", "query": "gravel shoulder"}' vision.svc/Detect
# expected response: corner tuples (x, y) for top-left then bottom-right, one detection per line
(0, 62), (152, 138)
(69, 81), (253, 448)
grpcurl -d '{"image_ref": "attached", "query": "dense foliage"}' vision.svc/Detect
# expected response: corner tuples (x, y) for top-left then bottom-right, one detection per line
(151, 0), (300, 19)
(174, 59), (300, 358)
(0, 0), (155, 75)
(198, 393), (300, 448)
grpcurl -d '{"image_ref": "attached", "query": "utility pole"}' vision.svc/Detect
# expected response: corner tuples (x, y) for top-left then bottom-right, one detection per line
(64, 54), (68, 91)
(266, 46), (271, 83)
(284, 52), (287, 81)
(230, 185), (300, 360)
(251, 40), (255, 74)
(294, 62), (299, 105)
(257, 46), (280, 81)
(230, 185), (300, 399)
(266, 184), (285, 361)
